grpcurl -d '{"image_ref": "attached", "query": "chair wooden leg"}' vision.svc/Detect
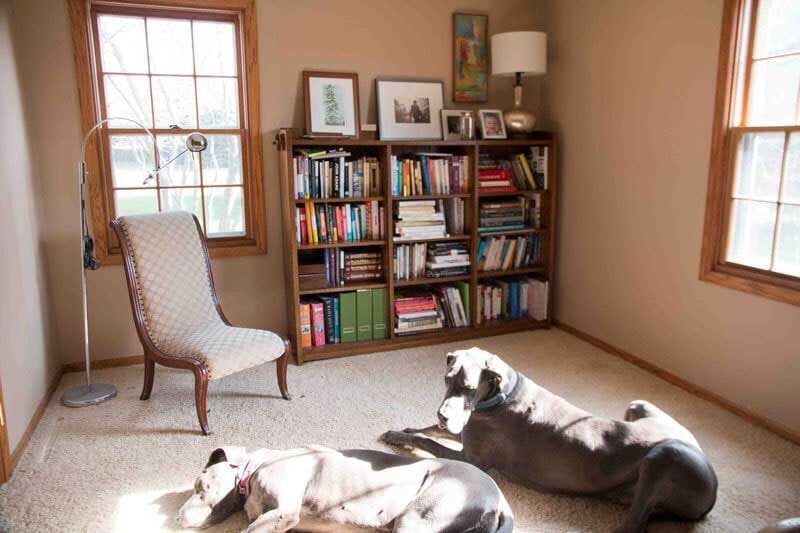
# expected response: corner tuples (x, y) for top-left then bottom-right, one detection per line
(277, 342), (291, 400)
(140, 355), (155, 400)
(193, 366), (211, 435)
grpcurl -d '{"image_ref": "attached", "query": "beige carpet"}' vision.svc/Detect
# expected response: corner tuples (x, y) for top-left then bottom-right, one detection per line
(1, 329), (799, 532)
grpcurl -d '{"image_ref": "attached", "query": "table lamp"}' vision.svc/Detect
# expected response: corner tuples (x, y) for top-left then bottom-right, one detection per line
(491, 31), (547, 136)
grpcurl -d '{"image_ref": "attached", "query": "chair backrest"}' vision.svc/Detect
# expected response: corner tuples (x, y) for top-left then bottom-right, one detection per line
(113, 211), (221, 348)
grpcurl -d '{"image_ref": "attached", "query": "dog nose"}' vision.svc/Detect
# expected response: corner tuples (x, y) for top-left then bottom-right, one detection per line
(437, 411), (448, 429)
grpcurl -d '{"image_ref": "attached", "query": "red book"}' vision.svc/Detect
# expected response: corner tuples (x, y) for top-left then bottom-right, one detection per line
(479, 169), (511, 180)
(298, 207), (308, 244)
(336, 206), (346, 243)
(311, 302), (326, 346)
(479, 186), (519, 193)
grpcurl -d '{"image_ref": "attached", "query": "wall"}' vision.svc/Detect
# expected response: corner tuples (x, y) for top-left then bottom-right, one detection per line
(11, 0), (541, 365)
(0, 0), (60, 452)
(540, 0), (800, 434)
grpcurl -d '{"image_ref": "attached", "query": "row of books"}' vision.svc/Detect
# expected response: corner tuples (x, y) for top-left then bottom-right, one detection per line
(477, 235), (543, 271)
(394, 200), (448, 240)
(394, 242), (470, 280)
(478, 147), (548, 192)
(476, 278), (548, 323)
(293, 150), (382, 199)
(391, 154), (470, 196)
(296, 201), (384, 245)
(324, 250), (383, 286)
(299, 288), (387, 347)
(478, 197), (540, 234)
(394, 285), (470, 335)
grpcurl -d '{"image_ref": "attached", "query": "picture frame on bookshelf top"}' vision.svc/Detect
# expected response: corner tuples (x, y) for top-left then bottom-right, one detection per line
(303, 71), (361, 139)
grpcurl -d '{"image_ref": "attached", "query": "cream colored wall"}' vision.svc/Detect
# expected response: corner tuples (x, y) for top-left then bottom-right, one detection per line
(541, 0), (800, 434)
(0, 1), (60, 451)
(12, 0), (541, 365)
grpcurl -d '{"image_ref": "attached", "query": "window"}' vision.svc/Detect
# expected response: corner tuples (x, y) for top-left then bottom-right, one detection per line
(701, 0), (800, 305)
(70, 0), (265, 262)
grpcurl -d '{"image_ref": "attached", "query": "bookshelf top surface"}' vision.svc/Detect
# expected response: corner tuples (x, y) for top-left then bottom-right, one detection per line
(280, 129), (554, 148)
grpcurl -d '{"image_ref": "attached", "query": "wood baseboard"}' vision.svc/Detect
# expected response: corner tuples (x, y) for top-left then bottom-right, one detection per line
(554, 320), (800, 446)
(62, 354), (144, 373)
(10, 368), (63, 470)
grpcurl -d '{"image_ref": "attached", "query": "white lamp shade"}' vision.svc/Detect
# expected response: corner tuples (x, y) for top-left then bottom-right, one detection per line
(491, 31), (547, 76)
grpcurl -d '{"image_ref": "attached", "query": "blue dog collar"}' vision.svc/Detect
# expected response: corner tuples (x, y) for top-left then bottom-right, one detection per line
(475, 371), (518, 410)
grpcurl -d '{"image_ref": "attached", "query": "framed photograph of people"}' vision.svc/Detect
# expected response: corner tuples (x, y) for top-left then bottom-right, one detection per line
(303, 71), (360, 138)
(478, 109), (507, 139)
(441, 109), (472, 141)
(376, 79), (444, 140)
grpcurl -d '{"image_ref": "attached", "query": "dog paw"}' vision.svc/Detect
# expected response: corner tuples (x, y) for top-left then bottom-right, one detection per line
(380, 430), (414, 449)
(624, 400), (652, 422)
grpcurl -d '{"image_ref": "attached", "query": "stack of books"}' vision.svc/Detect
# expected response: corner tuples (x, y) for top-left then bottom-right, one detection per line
(477, 277), (548, 323)
(394, 243), (428, 280)
(318, 249), (383, 287)
(426, 242), (470, 278)
(299, 288), (387, 347)
(394, 200), (447, 240)
(391, 153), (470, 196)
(394, 284), (470, 335)
(477, 234), (542, 271)
(478, 198), (529, 234)
(296, 201), (384, 245)
(478, 149), (548, 193)
(293, 150), (381, 199)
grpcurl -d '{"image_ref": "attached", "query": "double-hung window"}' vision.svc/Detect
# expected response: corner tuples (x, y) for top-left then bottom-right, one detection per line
(70, 0), (265, 261)
(702, 0), (800, 305)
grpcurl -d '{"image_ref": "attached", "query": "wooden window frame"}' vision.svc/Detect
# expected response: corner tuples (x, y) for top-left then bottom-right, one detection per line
(700, 0), (800, 306)
(68, 0), (266, 265)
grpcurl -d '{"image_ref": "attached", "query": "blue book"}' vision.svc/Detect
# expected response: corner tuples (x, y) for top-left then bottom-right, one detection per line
(509, 281), (518, 319)
(418, 155), (431, 194)
(333, 297), (341, 343)
(323, 250), (331, 286)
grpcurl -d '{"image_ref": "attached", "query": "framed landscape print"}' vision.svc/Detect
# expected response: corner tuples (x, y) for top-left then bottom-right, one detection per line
(453, 12), (488, 103)
(303, 71), (360, 138)
(376, 79), (444, 140)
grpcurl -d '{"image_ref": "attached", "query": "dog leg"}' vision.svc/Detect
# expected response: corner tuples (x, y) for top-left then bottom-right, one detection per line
(380, 430), (464, 461)
(243, 509), (300, 533)
(402, 424), (459, 441)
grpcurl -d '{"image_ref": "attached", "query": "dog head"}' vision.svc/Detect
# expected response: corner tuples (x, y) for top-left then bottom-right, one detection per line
(437, 347), (510, 434)
(177, 446), (248, 529)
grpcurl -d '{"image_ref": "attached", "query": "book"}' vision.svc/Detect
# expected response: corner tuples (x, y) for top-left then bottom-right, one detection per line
(372, 288), (387, 339)
(310, 301), (326, 346)
(356, 289), (373, 341)
(339, 292), (357, 343)
(299, 303), (312, 348)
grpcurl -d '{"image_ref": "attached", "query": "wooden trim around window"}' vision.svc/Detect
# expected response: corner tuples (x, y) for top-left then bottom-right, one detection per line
(699, 0), (800, 307)
(68, 0), (266, 265)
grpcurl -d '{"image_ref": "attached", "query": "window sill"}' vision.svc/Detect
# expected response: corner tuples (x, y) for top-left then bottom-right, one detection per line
(700, 263), (800, 307)
(100, 240), (266, 266)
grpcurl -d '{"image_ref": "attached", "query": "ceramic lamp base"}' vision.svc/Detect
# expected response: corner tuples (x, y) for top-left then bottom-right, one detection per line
(504, 109), (537, 136)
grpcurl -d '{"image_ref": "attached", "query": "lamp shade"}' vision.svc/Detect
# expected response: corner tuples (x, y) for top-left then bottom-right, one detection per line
(491, 31), (547, 77)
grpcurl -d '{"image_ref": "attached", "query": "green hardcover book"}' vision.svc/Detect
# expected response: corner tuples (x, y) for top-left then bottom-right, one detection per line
(455, 281), (470, 326)
(339, 292), (357, 343)
(356, 289), (373, 341)
(371, 288), (387, 339)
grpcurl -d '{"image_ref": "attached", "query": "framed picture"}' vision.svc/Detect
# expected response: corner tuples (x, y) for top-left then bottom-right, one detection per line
(453, 12), (489, 103)
(303, 71), (360, 138)
(479, 109), (507, 139)
(376, 79), (444, 140)
(441, 109), (473, 141)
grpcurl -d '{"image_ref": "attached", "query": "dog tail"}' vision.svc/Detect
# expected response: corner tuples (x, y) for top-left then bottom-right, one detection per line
(494, 491), (514, 533)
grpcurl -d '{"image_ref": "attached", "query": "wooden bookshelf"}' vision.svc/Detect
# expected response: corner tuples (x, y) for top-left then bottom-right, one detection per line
(277, 129), (557, 364)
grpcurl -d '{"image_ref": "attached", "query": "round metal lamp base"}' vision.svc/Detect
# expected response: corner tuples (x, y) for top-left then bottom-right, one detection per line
(62, 383), (117, 407)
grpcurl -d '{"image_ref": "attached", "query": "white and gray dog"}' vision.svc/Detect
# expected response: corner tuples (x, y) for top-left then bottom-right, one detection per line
(178, 445), (513, 532)
(382, 347), (718, 533)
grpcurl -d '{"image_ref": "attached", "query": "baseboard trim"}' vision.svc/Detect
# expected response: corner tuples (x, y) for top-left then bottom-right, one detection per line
(10, 368), (63, 470)
(62, 354), (144, 373)
(554, 320), (800, 446)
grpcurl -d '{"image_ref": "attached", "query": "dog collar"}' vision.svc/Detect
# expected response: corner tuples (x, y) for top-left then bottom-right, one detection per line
(236, 461), (266, 501)
(475, 371), (519, 410)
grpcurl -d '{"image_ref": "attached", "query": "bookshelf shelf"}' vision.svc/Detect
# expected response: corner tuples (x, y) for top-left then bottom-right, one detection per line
(394, 275), (471, 287)
(278, 129), (557, 364)
(477, 266), (545, 279)
(294, 196), (384, 204)
(297, 240), (385, 250)
(299, 282), (387, 296)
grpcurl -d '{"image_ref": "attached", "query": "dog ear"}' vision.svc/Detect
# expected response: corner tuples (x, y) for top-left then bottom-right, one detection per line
(446, 352), (456, 367)
(205, 446), (248, 468)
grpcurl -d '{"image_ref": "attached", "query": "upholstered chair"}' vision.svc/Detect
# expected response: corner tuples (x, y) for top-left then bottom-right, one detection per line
(110, 211), (290, 435)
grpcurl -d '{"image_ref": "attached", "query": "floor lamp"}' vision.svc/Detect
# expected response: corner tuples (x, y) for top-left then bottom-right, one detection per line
(62, 117), (207, 407)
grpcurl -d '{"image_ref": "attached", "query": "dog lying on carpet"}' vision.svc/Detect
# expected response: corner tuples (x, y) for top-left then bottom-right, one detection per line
(381, 347), (718, 533)
(178, 445), (513, 532)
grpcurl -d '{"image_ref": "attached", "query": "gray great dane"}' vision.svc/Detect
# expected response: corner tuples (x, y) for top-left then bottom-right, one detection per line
(178, 445), (513, 532)
(381, 347), (718, 533)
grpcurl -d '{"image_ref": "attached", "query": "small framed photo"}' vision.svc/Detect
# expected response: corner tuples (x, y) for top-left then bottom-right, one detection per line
(478, 109), (507, 139)
(376, 79), (444, 140)
(303, 71), (360, 138)
(441, 109), (473, 141)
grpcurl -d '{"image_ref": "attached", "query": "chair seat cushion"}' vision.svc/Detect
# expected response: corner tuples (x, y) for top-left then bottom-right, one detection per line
(157, 323), (285, 380)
